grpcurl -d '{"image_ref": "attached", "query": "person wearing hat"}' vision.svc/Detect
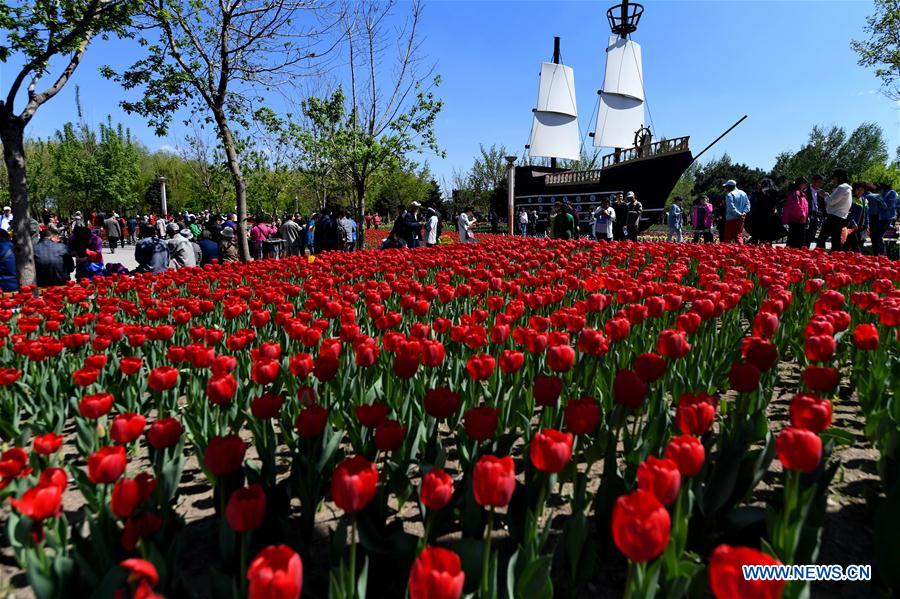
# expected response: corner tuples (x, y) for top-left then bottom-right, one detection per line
(424, 207), (441, 246)
(197, 228), (220, 265)
(722, 179), (750, 244)
(815, 168), (852, 251)
(182, 228), (202, 265)
(401, 201), (423, 248)
(457, 207), (477, 243)
(103, 212), (122, 254)
(166, 224), (196, 268)
(624, 192), (642, 241)
(133, 221), (170, 274)
(33, 225), (74, 286)
(0, 206), (11, 233)
(592, 196), (616, 241)
(219, 226), (239, 262)
(71, 210), (84, 233)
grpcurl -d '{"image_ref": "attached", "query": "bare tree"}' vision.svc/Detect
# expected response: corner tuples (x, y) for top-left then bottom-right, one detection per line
(105, 0), (335, 260)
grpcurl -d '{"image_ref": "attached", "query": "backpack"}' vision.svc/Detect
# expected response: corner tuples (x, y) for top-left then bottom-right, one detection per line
(338, 220), (351, 246)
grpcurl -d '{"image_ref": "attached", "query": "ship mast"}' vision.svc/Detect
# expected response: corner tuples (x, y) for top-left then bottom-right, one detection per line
(550, 36), (560, 169)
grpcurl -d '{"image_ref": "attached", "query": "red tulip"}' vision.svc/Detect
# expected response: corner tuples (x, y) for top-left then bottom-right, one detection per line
(851, 323), (879, 350)
(119, 357), (144, 376)
(110, 412), (147, 445)
(775, 427), (822, 473)
(634, 353), (666, 383)
(148, 366), (179, 392)
(9, 482), (63, 521)
(121, 557), (160, 588)
(111, 473), (156, 519)
(295, 405), (329, 438)
(73, 367), (101, 387)
(0, 368), (21, 386)
(577, 328), (608, 356)
(88, 445), (127, 484)
(251, 392), (285, 420)
(611, 489), (670, 563)
(530, 428), (573, 473)
(636, 457), (681, 505)
(33, 432), (63, 455)
(564, 396), (600, 435)
(752, 311), (779, 339)
(728, 362), (761, 393)
(802, 365), (839, 393)
(79, 392), (114, 419)
(424, 387), (461, 421)
(547, 344), (575, 372)
(408, 546), (465, 599)
(374, 419), (406, 452)
(708, 544), (785, 599)
(226, 484), (267, 532)
(146, 417), (183, 449)
(804, 335), (836, 362)
(463, 406), (499, 442)
(533, 374), (563, 407)
(675, 392), (717, 435)
(355, 402), (388, 428)
(613, 369), (648, 409)
(331, 455), (378, 514)
(498, 349), (525, 374)
(664, 435), (705, 476)
(472, 454), (516, 507)
(420, 468), (454, 511)
(465, 353), (495, 381)
(289, 353), (314, 377)
(789, 393), (832, 433)
(252, 358), (281, 385)
(39, 468), (68, 490)
(204, 434), (247, 477)
(657, 329), (690, 359)
(207, 373), (237, 405)
(742, 337), (779, 372)
(248, 545), (303, 599)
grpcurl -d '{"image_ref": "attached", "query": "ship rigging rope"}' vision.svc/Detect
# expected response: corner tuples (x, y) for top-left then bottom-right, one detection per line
(627, 36), (657, 138)
(582, 93), (600, 158)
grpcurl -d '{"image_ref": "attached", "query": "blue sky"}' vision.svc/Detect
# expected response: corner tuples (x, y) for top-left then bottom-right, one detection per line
(12, 1), (898, 185)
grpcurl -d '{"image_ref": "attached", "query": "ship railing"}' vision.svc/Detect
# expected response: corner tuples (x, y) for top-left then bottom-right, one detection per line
(600, 136), (690, 169)
(544, 169), (603, 186)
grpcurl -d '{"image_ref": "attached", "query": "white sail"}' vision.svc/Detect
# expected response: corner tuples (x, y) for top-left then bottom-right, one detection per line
(603, 36), (644, 101)
(594, 93), (643, 149)
(594, 35), (645, 148)
(528, 62), (580, 160)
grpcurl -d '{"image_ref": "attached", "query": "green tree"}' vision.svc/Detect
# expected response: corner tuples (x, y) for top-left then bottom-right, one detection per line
(105, 0), (326, 261)
(771, 123), (888, 183)
(0, 0), (136, 285)
(693, 154), (767, 198)
(852, 0), (900, 100)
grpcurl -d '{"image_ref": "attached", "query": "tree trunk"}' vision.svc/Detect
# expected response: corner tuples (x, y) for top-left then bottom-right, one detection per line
(215, 112), (250, 261)
(0, 116), (35, 287)
(355, 177), (366, 250)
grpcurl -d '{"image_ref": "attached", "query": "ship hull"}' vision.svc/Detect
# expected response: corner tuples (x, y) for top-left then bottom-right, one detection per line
(513, 148), (693, 233)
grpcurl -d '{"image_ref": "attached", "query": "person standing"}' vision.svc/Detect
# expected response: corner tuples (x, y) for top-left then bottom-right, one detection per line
(133, 224), (170, 274)
(869, 182), (897, 256)
(551, 201), (575, 239)
(489, 209), (499, 234)
(722, 179), (750, 243)
(805, 174), (825, 246)
(402, 202), (423, 248)
(373, 213), (381, 229)
(127, 215), (138, 245)
(624, 192), (642, 241)
(0, 206), (12, 233)
(279, 214), (303, 256)
(611, 193), (628, 240)
(250, 216), (274, 259)
(782, 177), (809, 248)
(104, 212), (122, 254)
(691, 195), (714, 243)
(457, 208), (477, 243)
(592, 197), (616, 241)
(816, 169), (852, 252)
(219, 227), (239, 262)
(197, 229), (220, 265)
(424, 207), (440, 247)
(166, 223), (196, 268)
(33, 226), (74, 286)
(666, 197), (684, 242)
(337, 211), (355, 251)
(517, 208), (529, 236)
(844, 182), (871, 252)
(0, 229), (17, 291)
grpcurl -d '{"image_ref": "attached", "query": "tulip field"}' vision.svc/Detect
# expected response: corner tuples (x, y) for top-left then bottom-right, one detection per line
(0, 237), (897, 599)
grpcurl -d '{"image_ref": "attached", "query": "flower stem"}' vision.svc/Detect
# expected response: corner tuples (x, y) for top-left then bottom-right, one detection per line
(481, 507), (495, 597)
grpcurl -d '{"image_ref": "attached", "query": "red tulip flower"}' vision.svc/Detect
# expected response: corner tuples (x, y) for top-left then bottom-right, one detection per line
(408, 546), (465, 599)
(636, 457), (681, 506)
(664, 435), (705, 477)
(9, 482), (63, 521)
(226, 484), (267, 532)
(804, 335), (836, 362)
(634, 353), (666, 383)
(33, 432), (63, 455)
(775, 427), (822, 473)
(472, 454), (516, 508)
(374, 419), (406, 452)
(613, 369), (648, 409)
(466, 353), (495, 381)
(110, 412), (147, 445)
(295, 405), (329, 438)
(79, 392), (115, 419)
(529, 428), (573, 473)
(204, 434), (247, 477)
(657, 329), (691, 359)
(547, 344), (576, 372)
(789, 393), (832, 433)
(148, 366), (179, 393)
(420, 468), (454, 511)
(88, 445), (128, 484)
(73, 367), (101, 387)
(251, 392), (285, 420)
(708, 544), (785, 599)
(851, 323), (879, 350)
(146, 417), (183, 449)
(463, 406), (499, 442)
(533, 374), (563, 407)
(331, 455), (378, 514)
(252, 358), (281, 385)
(742, 337), (779, 372)
(247, 545), (303, 599)
(611, 489), (671, 563)
(564, 397), (600, 435)
(728, 362), (761, 393)
(355, 402), (388, 428)
(119, 357), (144, 376)
(111, 473), (156, 519)
(424, 387), (461, 421)
(207, 373), (237, 405)
(675, 392), (717, 435)
(802, 365), (839, 393)
(498, 349), (525, 374)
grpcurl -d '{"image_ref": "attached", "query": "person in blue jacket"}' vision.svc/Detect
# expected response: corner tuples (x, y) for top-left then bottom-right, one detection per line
(869, 182), (898, 256)
(0, 229), (19, 292)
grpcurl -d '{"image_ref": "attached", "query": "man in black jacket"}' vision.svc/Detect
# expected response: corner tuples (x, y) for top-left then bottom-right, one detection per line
(34, 226), (74, 286)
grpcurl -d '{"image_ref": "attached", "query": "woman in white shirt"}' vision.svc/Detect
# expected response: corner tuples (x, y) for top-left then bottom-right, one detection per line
(424, 208), (439, 246)
(816, 168), (852, 251)
(457, 209), (476, 243)
(592, 197), (616, 241)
